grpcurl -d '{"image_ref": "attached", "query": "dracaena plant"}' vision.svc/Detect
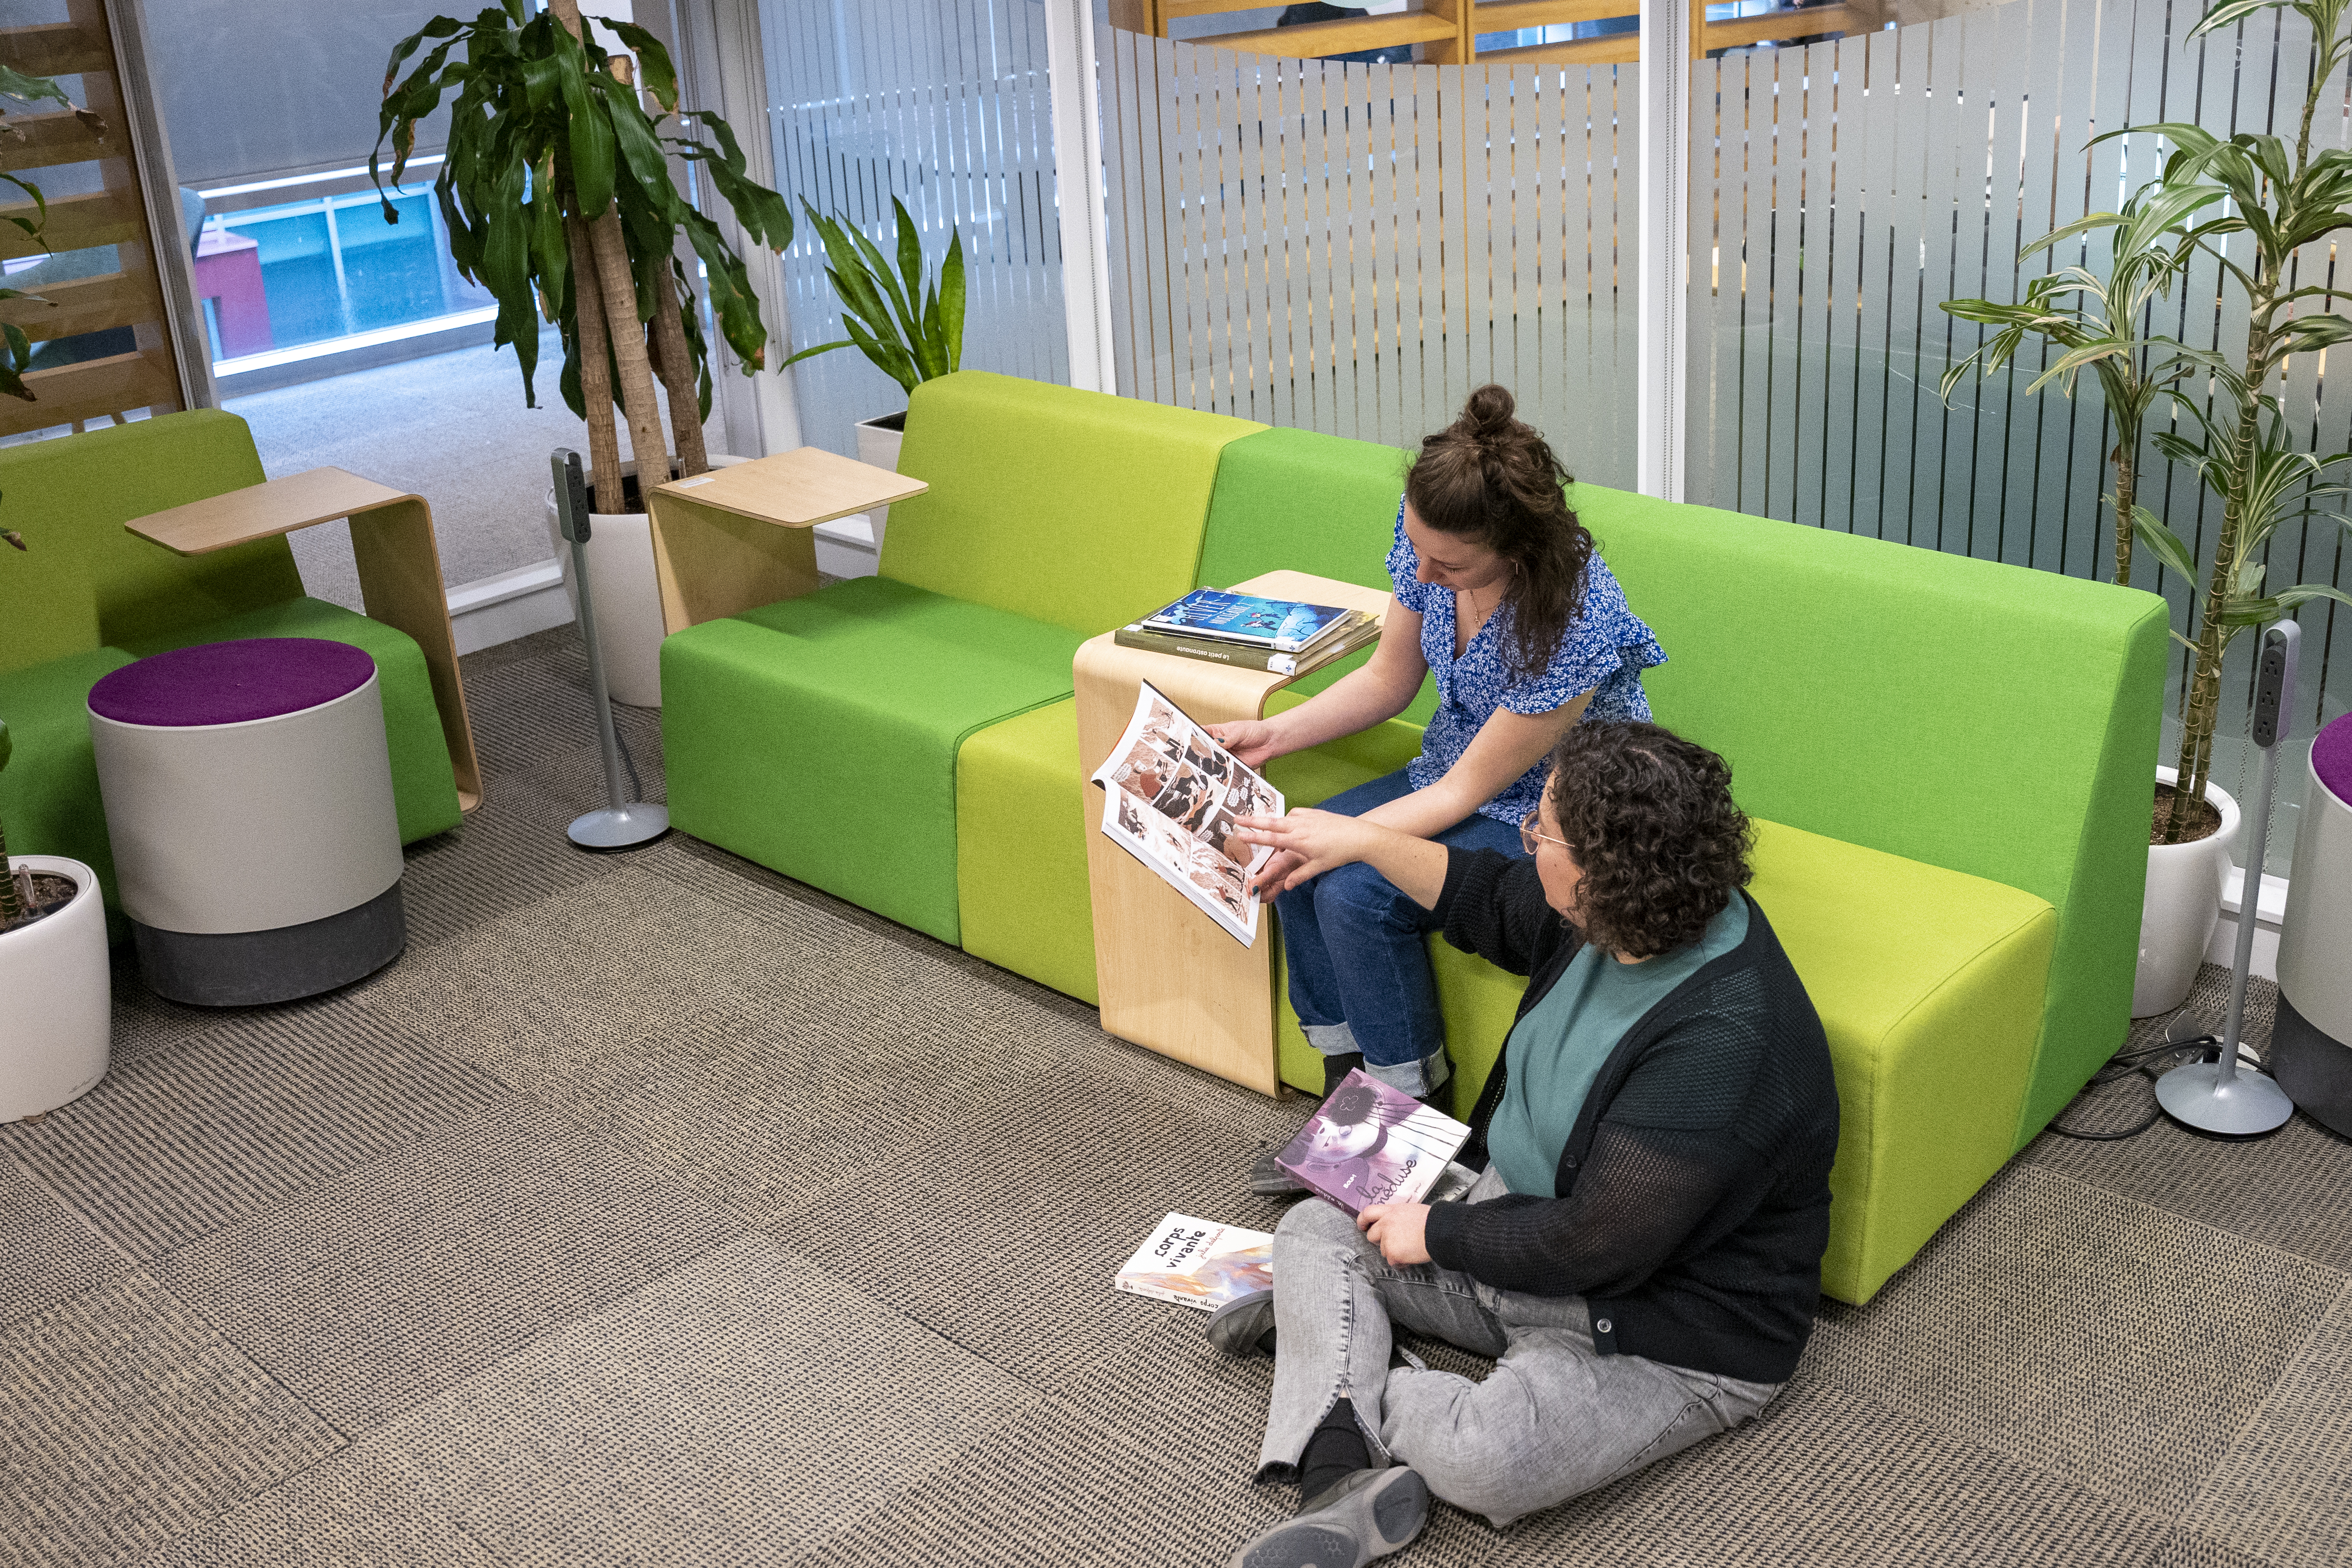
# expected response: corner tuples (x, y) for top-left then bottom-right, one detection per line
(1940, 179), (2227, 588)
(783, 198), (966, 399)
(2118, 0), (2352, 842)
(373, 0), (792, 513)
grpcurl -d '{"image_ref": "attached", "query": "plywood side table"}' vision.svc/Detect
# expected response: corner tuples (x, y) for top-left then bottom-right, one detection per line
(124, 466), (483, 809)
(1076, 570), (1394, 1094)
(643, 447), (929, 634)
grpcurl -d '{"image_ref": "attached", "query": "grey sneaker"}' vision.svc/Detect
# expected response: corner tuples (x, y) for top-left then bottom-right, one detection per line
(1250, 1144), (1309, 1198)
(1228, 1466), (1430, 1568)
(1207, 1287), (1278, 1358)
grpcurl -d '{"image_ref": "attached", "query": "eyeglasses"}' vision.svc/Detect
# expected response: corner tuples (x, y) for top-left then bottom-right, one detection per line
(1519, 810), (1573, 857)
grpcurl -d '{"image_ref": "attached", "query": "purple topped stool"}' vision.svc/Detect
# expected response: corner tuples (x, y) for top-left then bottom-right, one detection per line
(89, 638), (406, 1005)
(2273, 712), (2352, 1134)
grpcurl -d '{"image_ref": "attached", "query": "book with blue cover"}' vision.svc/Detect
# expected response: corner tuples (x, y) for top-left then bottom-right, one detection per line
(1140, 589), (1356, 653)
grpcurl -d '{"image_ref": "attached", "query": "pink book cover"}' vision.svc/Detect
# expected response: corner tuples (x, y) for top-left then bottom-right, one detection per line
(1275, 1069), (1472, 1215)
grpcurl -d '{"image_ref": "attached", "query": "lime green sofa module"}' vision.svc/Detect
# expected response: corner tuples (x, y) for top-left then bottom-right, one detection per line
(1575, 484), (2168, 1148)
(662, 372), (1263, 946)
(0, 411), (463, 907)
(953, 424), (1432, 1004)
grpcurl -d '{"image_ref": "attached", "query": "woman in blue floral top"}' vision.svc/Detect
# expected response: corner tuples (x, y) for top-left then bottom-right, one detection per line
(1208, 386), (1664, 1180)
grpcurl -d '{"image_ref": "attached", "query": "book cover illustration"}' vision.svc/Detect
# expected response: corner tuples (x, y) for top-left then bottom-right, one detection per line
(1276, 1069), (1473, 1215)
(1114, 1213), (1275, 1311)
(1089, 681), (1285, 946)
(1140, 589), (1354, 652)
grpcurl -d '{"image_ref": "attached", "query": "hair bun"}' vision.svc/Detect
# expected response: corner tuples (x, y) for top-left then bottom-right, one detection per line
(1462, 384), (1517, 439)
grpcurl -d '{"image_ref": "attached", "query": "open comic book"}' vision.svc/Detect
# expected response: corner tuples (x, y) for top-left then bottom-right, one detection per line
(1090, 681), (1285, 946)
(1275, 1069), (1473, 1215)
(1114, 1214), (1274, 1311)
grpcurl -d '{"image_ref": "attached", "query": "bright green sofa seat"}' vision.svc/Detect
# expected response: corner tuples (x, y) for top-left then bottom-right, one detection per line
(0, 411), (464, 918)
(1574, 483), (2167, 1148)
(661, 371), (1263, 945)
(666, 579), (1086, 942)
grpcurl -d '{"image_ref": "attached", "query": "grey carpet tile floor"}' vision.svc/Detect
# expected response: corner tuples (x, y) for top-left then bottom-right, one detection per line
(9, 627), (2352, 1567)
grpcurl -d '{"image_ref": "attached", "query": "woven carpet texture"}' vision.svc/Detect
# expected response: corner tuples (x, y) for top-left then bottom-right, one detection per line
(4, 628), (2350, 1568)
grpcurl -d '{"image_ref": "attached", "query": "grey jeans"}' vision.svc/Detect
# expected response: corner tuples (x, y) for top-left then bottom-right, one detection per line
(1257, 1165), (1782, 1527)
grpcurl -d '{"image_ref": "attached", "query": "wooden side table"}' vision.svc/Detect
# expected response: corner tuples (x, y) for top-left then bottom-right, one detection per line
(644, 447), (929, 633)
(1076, 569), (1394, 1094)
(124, 466), (483, 810)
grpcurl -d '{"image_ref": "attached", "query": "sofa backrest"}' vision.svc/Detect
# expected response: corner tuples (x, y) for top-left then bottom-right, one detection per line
(1195, 426), (1436, 722)
(1576, 483), (2170, 1144)
(881, 371), (1264, 638)
(0, 410), (297, 677)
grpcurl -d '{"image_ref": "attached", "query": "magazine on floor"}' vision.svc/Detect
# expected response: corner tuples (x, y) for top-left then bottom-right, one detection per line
(1275, 1069), (1472, 1215)
(1115, 1214), (1275, 1311)
(1089, 681), (1285, 946)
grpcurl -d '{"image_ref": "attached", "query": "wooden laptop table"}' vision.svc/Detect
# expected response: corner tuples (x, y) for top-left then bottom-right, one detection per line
(124, 466), (483, 810)
(1076, 570), (1393, 1095)
(642, 447), (928, 633)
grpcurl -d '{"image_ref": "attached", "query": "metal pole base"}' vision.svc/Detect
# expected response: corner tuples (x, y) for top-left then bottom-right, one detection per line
(2155, 1059), (2297, 1136)
(568, 803), (670, 851)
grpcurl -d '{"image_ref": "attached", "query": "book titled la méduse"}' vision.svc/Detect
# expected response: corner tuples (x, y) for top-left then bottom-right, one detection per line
(1275, 1069), (1472, 1215)
(1115, 1214), (1275, 1310)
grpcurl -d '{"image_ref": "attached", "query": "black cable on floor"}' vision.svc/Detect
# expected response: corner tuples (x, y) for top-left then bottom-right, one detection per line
(2044, 1031), (2269, 1140)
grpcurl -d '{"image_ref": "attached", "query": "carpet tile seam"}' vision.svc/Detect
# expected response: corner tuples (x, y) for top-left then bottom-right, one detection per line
(2177, 1272), (2352, 1557)
(2003, 1160), (2352, 1293)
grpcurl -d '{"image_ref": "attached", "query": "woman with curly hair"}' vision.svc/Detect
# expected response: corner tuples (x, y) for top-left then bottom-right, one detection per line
(1207, 384), (1665, 1152)
(1214, 722), (1839, 1567)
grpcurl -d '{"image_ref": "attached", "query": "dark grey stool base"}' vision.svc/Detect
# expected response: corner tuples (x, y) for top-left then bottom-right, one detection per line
(134, 883), (407, 1007)
(2274, 991), (2352, 1139)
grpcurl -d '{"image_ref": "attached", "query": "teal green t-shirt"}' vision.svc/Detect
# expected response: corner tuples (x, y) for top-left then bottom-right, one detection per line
(1486, 894), (1751, 1197)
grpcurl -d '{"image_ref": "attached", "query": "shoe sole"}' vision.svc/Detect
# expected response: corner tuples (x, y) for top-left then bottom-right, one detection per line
(1231, 1467), (1430, 1568)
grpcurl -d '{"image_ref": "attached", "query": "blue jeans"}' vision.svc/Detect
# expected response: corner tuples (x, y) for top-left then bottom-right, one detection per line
(1276, 769), (1528, 1097)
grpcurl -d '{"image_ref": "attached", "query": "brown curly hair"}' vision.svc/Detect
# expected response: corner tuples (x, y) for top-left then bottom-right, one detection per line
(1544, 722), (1753, 960)
(1404, 384), (1594, 684)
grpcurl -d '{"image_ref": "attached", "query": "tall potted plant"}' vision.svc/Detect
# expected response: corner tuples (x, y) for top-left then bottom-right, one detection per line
(784, 199), (965, 571)
(1, 65), (104, 401)
(373, 0), (791, 703)
(1, 712), (113, 1123)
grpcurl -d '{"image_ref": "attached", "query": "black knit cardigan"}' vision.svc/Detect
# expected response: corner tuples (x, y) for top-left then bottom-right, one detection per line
(1422, 847), (1841, 1385)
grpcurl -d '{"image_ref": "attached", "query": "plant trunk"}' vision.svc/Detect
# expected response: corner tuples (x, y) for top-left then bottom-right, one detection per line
(2110, 446), (2134, 589)
(564, 215), (626, 515)
(0, 816), (21, 928)
(642, 250), (709, 478)
(587, 212), (673, 493)
(2165, 327), (2268, 844)
(544, 0), (671, 496)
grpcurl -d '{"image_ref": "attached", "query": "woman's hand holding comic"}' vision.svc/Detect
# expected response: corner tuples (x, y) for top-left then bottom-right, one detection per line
(1234, 808), (1382, 896)
(1205, 719), (1284, 769)
(1358, 1203), (1432, 1267)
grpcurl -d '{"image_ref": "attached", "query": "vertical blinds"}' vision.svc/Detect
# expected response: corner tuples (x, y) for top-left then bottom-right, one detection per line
(1098, 27), (1642, 487)
(764, 0), (1068, 457)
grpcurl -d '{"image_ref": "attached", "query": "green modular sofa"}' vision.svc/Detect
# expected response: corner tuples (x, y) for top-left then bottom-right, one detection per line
(662, 373), (2169, 1306)
(0, 411), (465, 922)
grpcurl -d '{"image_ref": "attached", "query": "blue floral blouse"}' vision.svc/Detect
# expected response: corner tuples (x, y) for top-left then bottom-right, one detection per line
(1385, 501), (1667, 825)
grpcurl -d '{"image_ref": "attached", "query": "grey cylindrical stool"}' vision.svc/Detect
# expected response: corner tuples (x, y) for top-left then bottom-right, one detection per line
(2274, 712), (2352, 1135)
(89, 637), (406, 1005)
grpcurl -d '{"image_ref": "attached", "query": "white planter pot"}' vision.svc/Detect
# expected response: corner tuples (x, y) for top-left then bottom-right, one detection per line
(1, 855), (111, 1121)
(543, 454), (748, 709)
(2133, 767), (2242, 1017)
(812, 410), (908, 580)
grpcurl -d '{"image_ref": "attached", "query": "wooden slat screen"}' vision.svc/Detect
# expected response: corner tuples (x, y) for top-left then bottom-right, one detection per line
(0, 0), (187, 439)
(1099, 30), (1641, 482)
(1125, 0), (1874, 63)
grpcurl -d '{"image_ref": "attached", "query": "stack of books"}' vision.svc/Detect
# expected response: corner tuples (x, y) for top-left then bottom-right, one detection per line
(1115, 588), (1380, 676)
